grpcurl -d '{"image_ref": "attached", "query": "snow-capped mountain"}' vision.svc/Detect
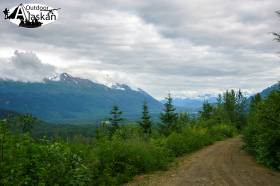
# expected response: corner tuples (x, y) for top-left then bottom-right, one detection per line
(46, 73), (143, 92)
(0, 73), (162, 123)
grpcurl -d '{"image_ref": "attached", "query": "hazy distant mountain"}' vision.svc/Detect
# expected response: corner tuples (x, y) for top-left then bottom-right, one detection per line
(0, 73), (162, 123)
(259, 82), (280, 97)
(169, 82), (280, 113)
(161, 94), (217, 113)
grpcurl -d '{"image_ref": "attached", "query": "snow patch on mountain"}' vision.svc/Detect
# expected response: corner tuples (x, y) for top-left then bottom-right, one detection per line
(46, 73), (143, 93)
(47, 74), (60, 81)
(111, 83), (126, 91)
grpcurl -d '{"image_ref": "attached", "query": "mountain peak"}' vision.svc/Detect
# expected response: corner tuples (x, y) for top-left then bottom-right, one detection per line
(45, 73), (90, 86)
(46, 73), (74, 82)
(0, 74), (162, 122)
(60, 73), (73, 81)
(46, 73), (143, 93)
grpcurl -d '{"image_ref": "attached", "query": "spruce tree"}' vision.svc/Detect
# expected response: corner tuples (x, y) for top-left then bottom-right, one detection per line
(216, 89), (247, 129)
(160, 93), (178, 135)
(223, 90), (236, 124)
(248, 93), (262, 124)
(250, 93), (262, 113)
(109, 105), (123, 135)
(235, 89), (247, 130)
(139, 101), (152, 135)
(200, 101), (213, 120)
(18, 114), (37, 134)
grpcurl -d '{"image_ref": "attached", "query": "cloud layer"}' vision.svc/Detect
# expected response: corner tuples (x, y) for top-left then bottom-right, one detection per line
(0, 51), (57, 82)
(0, 0), (279, 98)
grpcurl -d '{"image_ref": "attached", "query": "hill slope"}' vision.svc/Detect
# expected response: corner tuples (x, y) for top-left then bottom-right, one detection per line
(259, 82), (280, 97)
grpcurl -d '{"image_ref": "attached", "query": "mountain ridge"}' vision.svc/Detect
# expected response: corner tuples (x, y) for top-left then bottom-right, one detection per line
(0, 73), (162, 123)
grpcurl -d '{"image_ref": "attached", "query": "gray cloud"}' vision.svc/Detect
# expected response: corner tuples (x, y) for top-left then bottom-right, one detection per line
(0, 51), (57, 82)
(0, 0), (279, 98)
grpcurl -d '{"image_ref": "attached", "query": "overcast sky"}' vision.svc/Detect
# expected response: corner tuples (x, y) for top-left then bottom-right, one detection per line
(0, 0), (279, 99)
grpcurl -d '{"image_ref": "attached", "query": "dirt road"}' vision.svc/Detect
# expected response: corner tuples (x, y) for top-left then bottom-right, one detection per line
(126, 137), (280, 186)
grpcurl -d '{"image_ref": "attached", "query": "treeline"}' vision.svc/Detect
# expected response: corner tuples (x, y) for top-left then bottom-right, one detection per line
(199, 89), (247, 130)
(243, 85), (280, 171)
(0, 90), (249, 185)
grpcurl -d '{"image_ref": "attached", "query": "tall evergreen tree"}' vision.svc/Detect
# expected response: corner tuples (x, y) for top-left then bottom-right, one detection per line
(138, 101), (152, 135)
(248, 93), (262, 124)
(109, 105), (123, 135)
(199, 101), (213, 120)
(215, 89), (247, 129)
(223, 90), (236, 124)
(250, 93), (262, 112)
(235, 89), (247, 130)
(214, 93), (224, 123)
(17, 114), (37, 134)
(217, 94), (222, 106)
(160, 93), (178, 135)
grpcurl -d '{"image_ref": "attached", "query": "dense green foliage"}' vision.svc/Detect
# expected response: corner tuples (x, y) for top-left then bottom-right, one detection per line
(0, 91), (241, 185)
(243, 88), (280, 171)
(0, 122), (236, 185)
(199, 89), (247, 130)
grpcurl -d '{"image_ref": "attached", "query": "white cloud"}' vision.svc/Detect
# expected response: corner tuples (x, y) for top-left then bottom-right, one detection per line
(0, 0), (279, 98)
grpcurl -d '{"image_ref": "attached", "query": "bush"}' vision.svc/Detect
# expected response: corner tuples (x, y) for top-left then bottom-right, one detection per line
(242, 122), (262, 154)
(0, 134), (90, 186)
(243, 90), (280, 171)
(244, 122), (280, 170)
(208, 124), (237, 140)
(0, 119), (237, 185)
(93, 136), (172, 185)
(165, 132), (188, 156)
(165, 127), (222, 157)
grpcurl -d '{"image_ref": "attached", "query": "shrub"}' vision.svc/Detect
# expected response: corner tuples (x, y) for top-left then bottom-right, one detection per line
(0, 134), (90, 186)
(242, 122), (262, 154)
(243, 90), (280, 171)
(0, 117), (238, 185)
(208, 124), (237, 140)
(165, 127), (217, 157)
(94, 136), (172, 185)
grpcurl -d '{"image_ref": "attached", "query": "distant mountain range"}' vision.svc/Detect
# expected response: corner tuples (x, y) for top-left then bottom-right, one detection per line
(170, 82), (280, 113)
(0, 73), (162, 123)
(0, 72), (278, 124)
(162, 94), (217, 113)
